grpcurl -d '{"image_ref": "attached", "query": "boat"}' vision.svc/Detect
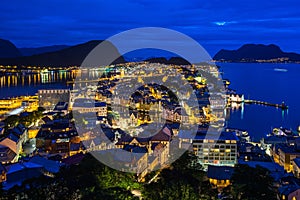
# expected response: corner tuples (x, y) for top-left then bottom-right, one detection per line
(274, 68), (288, 72)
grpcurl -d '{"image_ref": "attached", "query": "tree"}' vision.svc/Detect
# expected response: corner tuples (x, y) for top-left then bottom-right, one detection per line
(4, 115), (19, 128)
(0, 154), (140, 200)
(229, 164), (277, 200)
(38, 107), (46, 113)
(142, 151), (217, 200)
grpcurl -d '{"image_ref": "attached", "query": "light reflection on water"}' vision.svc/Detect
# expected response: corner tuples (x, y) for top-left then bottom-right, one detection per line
(0, 69), (103, 98)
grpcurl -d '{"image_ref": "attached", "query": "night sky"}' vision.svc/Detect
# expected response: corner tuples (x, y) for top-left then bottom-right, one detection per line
(1, 0), (300, 55)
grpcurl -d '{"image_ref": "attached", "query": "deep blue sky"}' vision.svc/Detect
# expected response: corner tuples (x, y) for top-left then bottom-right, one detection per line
(1, 0), (300, 55)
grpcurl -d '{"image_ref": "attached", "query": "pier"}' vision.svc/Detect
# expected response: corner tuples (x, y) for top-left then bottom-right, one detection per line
(242, 100), (288, 109)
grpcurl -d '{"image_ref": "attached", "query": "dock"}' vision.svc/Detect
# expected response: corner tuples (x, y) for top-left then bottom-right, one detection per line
(243, 100), (288, 109)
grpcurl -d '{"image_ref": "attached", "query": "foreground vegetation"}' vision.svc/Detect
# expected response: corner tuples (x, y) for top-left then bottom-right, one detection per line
(0, 152), (277, 200)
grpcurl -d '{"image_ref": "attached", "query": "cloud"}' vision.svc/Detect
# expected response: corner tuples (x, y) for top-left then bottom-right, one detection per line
(0, 0), (299, 54)
(213, 21), (238, 26)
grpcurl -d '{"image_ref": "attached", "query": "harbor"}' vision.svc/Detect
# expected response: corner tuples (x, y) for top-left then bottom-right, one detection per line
(228, 93), (288, 110)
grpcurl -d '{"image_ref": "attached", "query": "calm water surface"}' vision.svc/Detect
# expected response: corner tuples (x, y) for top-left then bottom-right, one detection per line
(220, 63), (300, 140)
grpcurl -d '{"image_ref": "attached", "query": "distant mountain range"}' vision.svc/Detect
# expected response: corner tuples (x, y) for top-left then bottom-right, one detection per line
(0, 40), (125, 67)
(213, 44), (300, 62)
(145, 57), (190, 65)
(19, 45), (70, 56)
(1, 39), (300, 66)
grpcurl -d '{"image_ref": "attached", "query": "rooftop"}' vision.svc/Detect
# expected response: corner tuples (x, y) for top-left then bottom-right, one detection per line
(30, 156), (60, 173)
(293, 157), (300, 168)
(6, 162), (43, 174)
(278, 185), (300, 196)
(207, 165), (234, 180)
(194, 131), (238, 141)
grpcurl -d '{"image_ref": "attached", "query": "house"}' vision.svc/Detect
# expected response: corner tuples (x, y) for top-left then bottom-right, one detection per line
(3, 124), (28, 156)
(10, 123), (27, 143)
(0, 138), (18, 163)
(261, 136), (287, 156)
(29, 156), (60, 174)
(292, 157), (300, 178)
(239, 143), (270, 162)
(69, 142), (85, 156)
(111, 148), (148, 176)
(278, 185), (300, 200)
(72, 98), (107, 115)
(113, 126), (172, 175)
(3, 162), (44, 190)
(36, 119), (78, 155)
(272, 144), (300, 172)
(87, 137), (107, 151)
(115, 134), (150, 150)
(152, 143), (169, 167)
(150, 127), (172, 145)
(207, 165), (234, 188)
(0, 144), (17, 164)
(129, 112), (138, 126)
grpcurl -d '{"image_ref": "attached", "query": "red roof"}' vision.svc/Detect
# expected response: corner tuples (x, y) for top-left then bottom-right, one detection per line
(151, 130), (171, 142)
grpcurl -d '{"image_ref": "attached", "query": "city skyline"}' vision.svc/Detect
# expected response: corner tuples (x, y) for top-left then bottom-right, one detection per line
(1, 1), (300, 199)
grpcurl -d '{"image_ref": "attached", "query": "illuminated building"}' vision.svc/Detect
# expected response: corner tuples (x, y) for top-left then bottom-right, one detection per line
(278, 185), (300, 200)
(0, 96), (39, 116)
(272, 144), (300, 172)
(207, 165), (234, 188)
(36, 119), (79, 155)
(193, 132), (238, 168)
(38, 89), (70, 111)
(72, 98), (107, 115)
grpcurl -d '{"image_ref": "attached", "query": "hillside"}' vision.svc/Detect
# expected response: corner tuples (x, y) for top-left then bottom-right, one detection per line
(19, 45), (70, 56)
(213, 44), (300, 62)
(0, 39), (21, 58)
(0, 40), (125, 67)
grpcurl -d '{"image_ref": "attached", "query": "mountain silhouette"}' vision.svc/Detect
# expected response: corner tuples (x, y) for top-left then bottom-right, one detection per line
(19, 45), (70, 56)
(0, 40), (125, 67)
(0, 39), (21, 58)
(145, 57), (190, 65)
(213, 44), (300, 62)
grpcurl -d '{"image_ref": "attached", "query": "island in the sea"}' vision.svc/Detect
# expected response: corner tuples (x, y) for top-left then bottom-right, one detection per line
(213, 44), (300, 63)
